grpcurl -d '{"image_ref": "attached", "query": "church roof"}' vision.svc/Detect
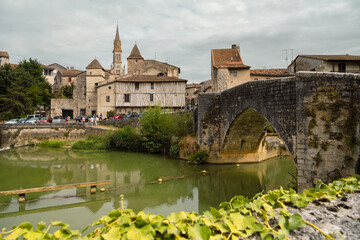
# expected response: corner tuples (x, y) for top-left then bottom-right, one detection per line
(0, 51), (9, 58)
(113, 25), (122, 52)
(59, 69), (84, 77)
(127, 44), (143, 59)
(86, 59), (103, 69)
(212, 48), (250, 69)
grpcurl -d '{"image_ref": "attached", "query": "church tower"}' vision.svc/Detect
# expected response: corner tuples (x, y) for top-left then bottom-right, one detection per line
(111, 25), (123, 74)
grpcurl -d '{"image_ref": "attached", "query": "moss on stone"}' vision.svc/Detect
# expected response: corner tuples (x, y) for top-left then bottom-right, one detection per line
(308, 135), (319, 148)
(313, 152), (323, 166)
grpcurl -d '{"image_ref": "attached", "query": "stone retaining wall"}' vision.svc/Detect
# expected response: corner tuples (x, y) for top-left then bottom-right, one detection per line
(0, 123), (109, 148)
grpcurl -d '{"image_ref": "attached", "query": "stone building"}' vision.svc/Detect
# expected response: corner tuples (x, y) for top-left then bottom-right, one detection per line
(186, 83), (202, 106)
(250, 68), (293, 81)
(287, 54), (360, 74)
(0, 51), (9, 66)
(51, 25), (187, 118)
(211, 44), (250, 93)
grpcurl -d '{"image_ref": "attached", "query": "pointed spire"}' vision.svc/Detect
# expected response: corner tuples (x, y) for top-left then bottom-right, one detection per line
(127, 44), (143, 59)
(115, 24), (120, 42)
(86, 59), (103, 69)
(113, 24), (122, 52)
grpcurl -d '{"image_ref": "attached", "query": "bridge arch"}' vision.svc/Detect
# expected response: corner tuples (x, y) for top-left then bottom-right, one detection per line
(221, 107), (291, 161)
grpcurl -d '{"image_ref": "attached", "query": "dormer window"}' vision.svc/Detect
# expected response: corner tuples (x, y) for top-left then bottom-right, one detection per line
(151, 82), (154, 89)
(157, 72), (165, 77)
(135, 82), (139, 90)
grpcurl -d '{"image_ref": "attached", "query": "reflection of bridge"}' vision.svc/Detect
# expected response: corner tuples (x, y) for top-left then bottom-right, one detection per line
(197, 72), (360, 190)
(0, 198), (111, 218)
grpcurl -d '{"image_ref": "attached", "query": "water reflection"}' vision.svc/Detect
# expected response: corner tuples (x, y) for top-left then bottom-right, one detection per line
(0, 147), (295, 230)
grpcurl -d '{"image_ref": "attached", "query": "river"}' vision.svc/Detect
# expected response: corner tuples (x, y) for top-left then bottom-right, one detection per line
(0, 147), (295, 231)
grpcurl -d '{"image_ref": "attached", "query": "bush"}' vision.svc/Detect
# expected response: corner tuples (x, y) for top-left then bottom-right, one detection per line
(111, 126), (142, 151)
(107, 110), (116, 119)
(169, 144), (180, 158)
(139, 105), (174, 154)
(171, 112), (194, 137)
(38, 140), (64, 148)
(188, 149), (209, 164)
(72, 134), (111, 151)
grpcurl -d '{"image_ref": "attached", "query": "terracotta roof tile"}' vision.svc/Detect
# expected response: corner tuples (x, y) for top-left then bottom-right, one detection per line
(212, 49), (250, 69)
(186, 84), (202, 88)
(116, 74), (187, 83)
(59, 69), (84, 77)
(299, 54), (360, 61)
(0, 51), (9, 58)
(250, 69), (294, 77)
(86, 59), (103, 69)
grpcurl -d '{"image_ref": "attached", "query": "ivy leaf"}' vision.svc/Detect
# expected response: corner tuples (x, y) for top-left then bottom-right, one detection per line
(188, 223), (210, 240)
(6, 228), (27, 240)
(210, 207), (222, 219)
(24, 231), (43, 240)
(18, 222), (33, 231)
(36, 221), (46, 231)
(288, 214), (305, 230)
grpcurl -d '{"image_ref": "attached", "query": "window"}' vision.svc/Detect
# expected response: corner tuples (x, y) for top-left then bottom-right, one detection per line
(68, 77), (72, 82)
(92, 110), (96, 116)
(90, 72), (92, 75)
(338, 63), (346, 72)
(124, 94), (130, 102)
(233, 71), (237, 77)
(150, 94), (154, 102)
(80, 109), (85, 116)
(151, 82), (154, 89)
(83, 86), (86, 95)
(106, 96), (110, 102)
(95, 83), (98, 86)
(116, 54), (120, 61)
(116, 70), (120, 73)
(135, 82), (139, 90)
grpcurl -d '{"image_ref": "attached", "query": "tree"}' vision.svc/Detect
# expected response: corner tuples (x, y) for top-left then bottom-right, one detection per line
(139, 105), (174, 154)
(0, 59), (53, 120)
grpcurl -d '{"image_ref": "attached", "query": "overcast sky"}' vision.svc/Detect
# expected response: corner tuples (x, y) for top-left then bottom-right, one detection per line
(1, 0), (359, 83)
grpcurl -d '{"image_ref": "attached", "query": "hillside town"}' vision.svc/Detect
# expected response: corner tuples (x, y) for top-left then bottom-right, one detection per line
(1, 25), (359, 121)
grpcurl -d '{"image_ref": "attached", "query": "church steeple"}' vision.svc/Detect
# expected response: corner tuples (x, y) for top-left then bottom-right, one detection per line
(111, 24), (123, 74)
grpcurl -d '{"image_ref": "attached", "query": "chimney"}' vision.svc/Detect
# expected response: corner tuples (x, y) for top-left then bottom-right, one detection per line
(71, 67), (74, 70)
(232, 44), (240, 51)
(67, 66), (69, 70)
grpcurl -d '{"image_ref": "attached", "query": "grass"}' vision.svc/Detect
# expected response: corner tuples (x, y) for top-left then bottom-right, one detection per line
(38, 140), (64, 148)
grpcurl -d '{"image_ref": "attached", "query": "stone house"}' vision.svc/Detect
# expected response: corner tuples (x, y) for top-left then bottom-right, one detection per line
(211, 44), (250, 92)
(51, 25), (187, 118)
(186, 83), (202, 106)
(250, 69), (294, 81)
(287, 54), (360, 74)
(0, 51), (9, 66)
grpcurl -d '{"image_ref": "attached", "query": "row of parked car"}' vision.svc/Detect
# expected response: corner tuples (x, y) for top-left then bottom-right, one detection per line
(110, 112), (141, 119)
(4, 115), (66, 124)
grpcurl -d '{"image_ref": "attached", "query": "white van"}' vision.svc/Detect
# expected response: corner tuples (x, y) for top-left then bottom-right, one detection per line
(27, 114), (41, 119)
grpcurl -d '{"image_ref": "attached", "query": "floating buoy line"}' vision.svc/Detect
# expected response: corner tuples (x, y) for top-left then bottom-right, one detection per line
(0, 163), (243, 207)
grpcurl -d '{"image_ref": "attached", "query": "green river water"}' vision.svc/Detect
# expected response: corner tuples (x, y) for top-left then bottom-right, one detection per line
(0, 147), (296, 231)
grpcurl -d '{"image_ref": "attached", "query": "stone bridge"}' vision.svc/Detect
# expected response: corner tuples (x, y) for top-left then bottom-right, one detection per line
(197, 72), (360, 190)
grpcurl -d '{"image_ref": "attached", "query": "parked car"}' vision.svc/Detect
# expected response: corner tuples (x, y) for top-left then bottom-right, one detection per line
(25, 117), (40, 124)
(53, 116), (66, 123)
(126, 112), (139, 118)
(38, 117), (52, 124)
(5, 119), (19, 124)
(76, 116), (89, 122)
(111, 114), (126, 119)
(18, 118), (28, 123)
(27, 114), (41, 119)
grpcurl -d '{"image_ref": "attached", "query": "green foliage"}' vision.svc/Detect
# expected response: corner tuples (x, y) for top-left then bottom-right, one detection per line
(188, 149), (209, 164)
(171, 112), (194, 137)
(0, 59), (53, 120)
(169, 144), (180, 158)
(139, 105), (174, 154)
(111, 126), (142, 151)
(107, 110), (116, 119)
(72, 134), (110, 151)
(3, 176), (360, 240)
(59, 83), (74, 99)
(38, 140), (64, 148)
